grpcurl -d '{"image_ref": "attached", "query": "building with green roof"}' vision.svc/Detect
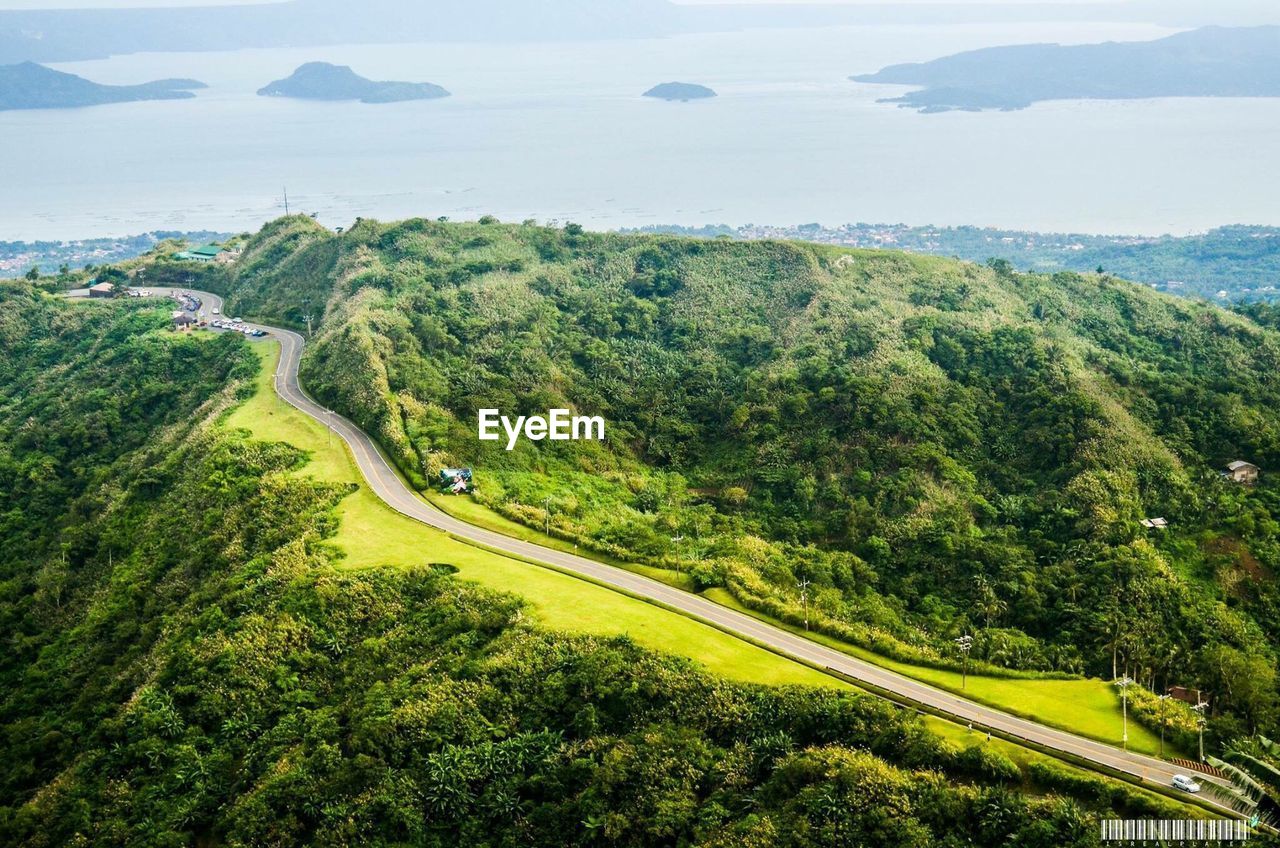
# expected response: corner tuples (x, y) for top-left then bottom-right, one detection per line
(174, 244), (224, 263)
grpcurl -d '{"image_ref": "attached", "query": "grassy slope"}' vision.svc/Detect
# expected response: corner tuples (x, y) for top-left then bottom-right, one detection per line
(423, 489), (700, 592)
(431, 484), (1173, 755)
(222, 341), (1210, 818)
(229, 342), (1173, 757)
(701, 588), (1175, 757)
(224, 343), (835, 689)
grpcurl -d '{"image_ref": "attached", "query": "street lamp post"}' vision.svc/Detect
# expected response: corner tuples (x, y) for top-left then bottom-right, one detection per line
(955, 635), (974, 690)
(1192, 701), (1208, 762)
(325, 409), (333, 446)
(797, 578), (811, 631)
(544, 496), (551, 536)
(1116, 676), (1133, 749)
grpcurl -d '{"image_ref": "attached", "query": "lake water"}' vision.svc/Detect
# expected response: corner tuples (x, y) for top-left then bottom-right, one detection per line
(4, 21), (1280, 240)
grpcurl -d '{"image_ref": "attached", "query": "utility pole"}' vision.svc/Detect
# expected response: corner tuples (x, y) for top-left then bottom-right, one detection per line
(1158, 692), (1171, 758)
(671, 533), (685, 562)
(1116, 676), (1133, 749)
(302, 313), (314, 339)
(1192, 700), (1208, 762)
(284, 187), (290, 216)
(543, 497), (552, 536)
(797, 577), (811, 631)
(955, 635), (973, 690)
(326, 410), (332, 446)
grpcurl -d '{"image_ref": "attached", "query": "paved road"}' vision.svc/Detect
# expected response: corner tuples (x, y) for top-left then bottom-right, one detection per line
(72, 287), (1245, 817)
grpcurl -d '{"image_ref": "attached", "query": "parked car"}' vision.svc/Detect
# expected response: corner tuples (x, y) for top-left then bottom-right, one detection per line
(212, 308), (220, 314)
(1171, 774), (1201, 793)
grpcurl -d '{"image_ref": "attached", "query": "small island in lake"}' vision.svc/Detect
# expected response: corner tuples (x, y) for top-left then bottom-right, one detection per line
(0, 61), (205, 111)
(851, 25), (1280, 113)
(643, 82), (716, 101)
(257, 62), (450, 104)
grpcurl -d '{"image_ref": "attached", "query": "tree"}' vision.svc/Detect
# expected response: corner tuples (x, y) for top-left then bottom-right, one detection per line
(1200, 645), (1279, 734)
(1209, 736), (1280, 829)
(25, 266), (39, 281)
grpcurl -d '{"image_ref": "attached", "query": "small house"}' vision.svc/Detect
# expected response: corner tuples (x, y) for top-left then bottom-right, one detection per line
(1225, 461), (1260, 485)
(88, 282), (115, 298)
(1168, 686), (1207, 707)
(1140, 517), (1169, 530)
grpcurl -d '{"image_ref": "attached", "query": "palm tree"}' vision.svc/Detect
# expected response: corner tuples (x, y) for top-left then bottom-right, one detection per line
(1209, 736), (1280, 828)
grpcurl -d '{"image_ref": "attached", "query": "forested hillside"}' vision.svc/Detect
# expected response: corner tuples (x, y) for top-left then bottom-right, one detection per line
(1, 270), (1173, 845)
(219, 216), (1280, 746)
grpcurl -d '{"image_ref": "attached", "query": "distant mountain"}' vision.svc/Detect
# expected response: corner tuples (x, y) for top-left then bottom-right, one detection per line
(0, 0), (684, 65)
(643, 81), (716, 101)
(852, 25), (1280, 112)
(0, 61), (204, 111)
(258, 62), (449, 104)
(3, 1), (1279, 65)
(631, 222), (1280, 302)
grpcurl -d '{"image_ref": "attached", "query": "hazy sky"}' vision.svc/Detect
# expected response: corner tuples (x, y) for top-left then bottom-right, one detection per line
(0, 0), (270, 7)
(0, 0), (261, 6)
(0, 0), (1125, 7)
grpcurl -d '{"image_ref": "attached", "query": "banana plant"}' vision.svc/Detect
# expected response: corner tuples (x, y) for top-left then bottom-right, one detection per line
(1209, 736), (1280, 829)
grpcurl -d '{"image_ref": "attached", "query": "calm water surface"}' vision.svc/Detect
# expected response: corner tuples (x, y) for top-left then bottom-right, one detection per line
(3, 21), (1278, 239)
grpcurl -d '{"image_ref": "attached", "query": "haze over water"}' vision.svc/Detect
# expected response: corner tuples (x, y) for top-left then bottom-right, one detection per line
(4, 20), (1279, 240)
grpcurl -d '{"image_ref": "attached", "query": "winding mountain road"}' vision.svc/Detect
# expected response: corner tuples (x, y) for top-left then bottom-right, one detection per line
(82, 287), (1246, 818)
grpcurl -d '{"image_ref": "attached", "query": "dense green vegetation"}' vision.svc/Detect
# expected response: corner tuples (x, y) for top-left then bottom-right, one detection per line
(634, 223), (1280, 303)
(0, 282), (1200, 846)
(219, 216), (1280, 754)
(1211, 736), (1280, 828)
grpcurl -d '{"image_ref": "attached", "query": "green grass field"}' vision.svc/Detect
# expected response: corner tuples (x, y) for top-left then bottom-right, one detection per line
(700, 588), (1175, 758)
(218, 341), (1208, 817)
(424, 491), (700, 592)
(226, 343), (1177, 760)
(415, 409), (1177, 758)
(223, 344), (837, 689)
(418, 438), (1175, 758)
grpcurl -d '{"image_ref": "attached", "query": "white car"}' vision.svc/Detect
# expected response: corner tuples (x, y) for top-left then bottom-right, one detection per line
(212, 308), (220, 314)
(1171, 774), (1201, 793)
